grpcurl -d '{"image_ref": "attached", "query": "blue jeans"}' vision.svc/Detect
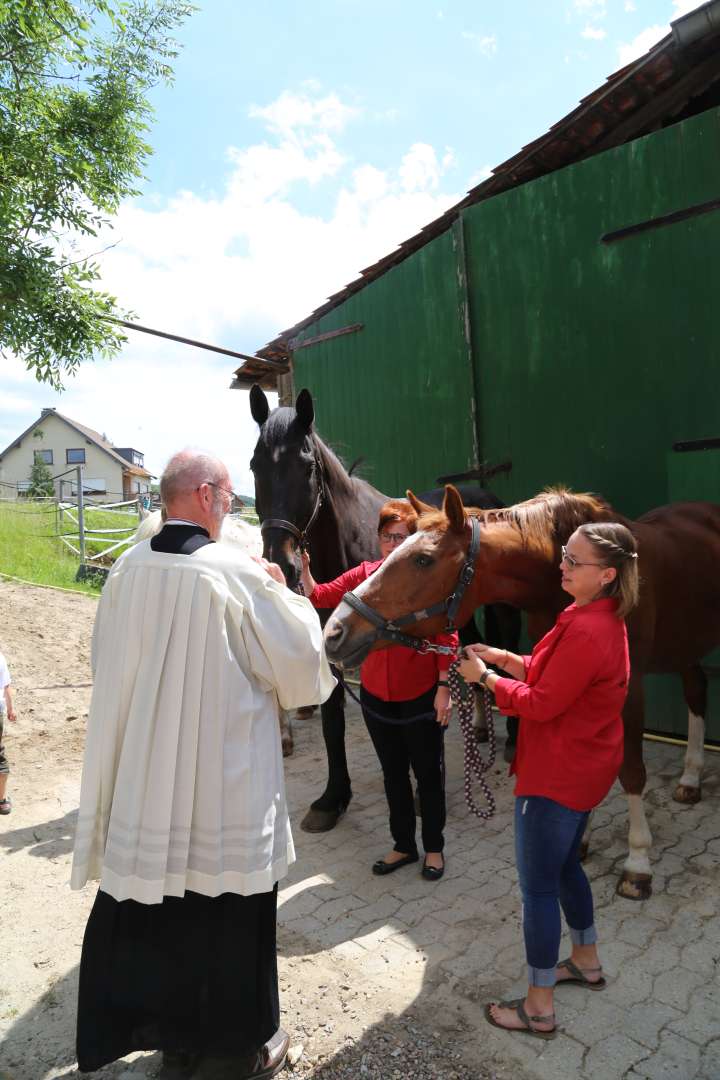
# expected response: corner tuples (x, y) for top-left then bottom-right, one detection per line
(515, 796), (597, 987)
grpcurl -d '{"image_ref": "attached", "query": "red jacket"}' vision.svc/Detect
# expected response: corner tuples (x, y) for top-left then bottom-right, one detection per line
(309, 560), (458, 702)
(494, 598), (628, 812)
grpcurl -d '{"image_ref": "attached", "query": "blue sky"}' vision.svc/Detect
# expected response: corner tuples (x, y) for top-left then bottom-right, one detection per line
(1, 0), (695, 494)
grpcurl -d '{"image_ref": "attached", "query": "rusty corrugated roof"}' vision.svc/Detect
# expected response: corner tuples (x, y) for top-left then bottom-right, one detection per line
(232, 3), (720, 384)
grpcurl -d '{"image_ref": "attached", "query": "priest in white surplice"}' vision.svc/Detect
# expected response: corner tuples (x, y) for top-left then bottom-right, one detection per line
(71, 450), (335, 1078)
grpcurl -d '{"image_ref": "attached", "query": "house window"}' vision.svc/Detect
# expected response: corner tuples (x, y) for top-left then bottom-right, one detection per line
(132, 451), (144, 467)
(34, 449), (53, 465)
(66, 448), (86, 464)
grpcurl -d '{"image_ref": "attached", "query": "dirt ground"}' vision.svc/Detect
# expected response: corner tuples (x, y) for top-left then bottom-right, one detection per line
(0, 580), (512, 1080)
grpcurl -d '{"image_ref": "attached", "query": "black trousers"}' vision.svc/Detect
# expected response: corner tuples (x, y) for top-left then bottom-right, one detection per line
(76, 886), (279, 1072)
(361, 685), (446, 854)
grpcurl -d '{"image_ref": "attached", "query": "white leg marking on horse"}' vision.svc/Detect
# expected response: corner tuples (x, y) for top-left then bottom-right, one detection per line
(624, 793), (652, 877)
(679, 710), (705, 790)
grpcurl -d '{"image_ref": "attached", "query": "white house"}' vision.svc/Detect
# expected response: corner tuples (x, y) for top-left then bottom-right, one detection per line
(0, 408), (153, 503)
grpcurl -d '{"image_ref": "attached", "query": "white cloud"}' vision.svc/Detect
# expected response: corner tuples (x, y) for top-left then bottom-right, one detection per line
(617, 24), (667, 65)
(0, 88), (462, 494)
(468, 164), (493, 186)
(581, 25), (606, 39)
(461, 31), (498, 56)
(617, 0), (696, 66)
(248, 90), (358, 137)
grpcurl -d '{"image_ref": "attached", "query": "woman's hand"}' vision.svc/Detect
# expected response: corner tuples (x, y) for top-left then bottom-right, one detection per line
(463, 643), (505, 667)
(434, 684), (452, 727)
(300, 550), (316, 596)
(458, 651), (487, 684)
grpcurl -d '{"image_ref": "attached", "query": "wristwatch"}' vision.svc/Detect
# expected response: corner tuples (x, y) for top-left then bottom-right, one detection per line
(478, 669), (491, 687)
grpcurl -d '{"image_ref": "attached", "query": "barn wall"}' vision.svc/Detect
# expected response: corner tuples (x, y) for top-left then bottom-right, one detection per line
(291, 223), (478, 497)
(464, 105), (720, 517)
(462, 105), (720, 739)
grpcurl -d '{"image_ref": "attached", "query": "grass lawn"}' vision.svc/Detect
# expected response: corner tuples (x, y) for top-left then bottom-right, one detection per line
(0, 501), (139, 594)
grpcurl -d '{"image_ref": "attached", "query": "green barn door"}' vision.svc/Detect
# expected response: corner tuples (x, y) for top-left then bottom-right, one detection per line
(291, 220), (480, 497)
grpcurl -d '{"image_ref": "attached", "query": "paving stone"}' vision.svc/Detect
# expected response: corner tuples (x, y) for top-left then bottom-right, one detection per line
(628, 1030), (701, 1079)
(667, 984), (720, 1045)
(621, 1001), (684, 1050)
(313, 894), (368, 924)
(615, 914), (665, 949)
(697, 1037), (720, 1080)
(583, 1032), (651, 1079)
(653, 966), (705, 1010)
(560, 994), (627, 1047)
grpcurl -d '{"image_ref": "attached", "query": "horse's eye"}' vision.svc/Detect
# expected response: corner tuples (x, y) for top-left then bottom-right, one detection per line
(414, 553), (434, 568)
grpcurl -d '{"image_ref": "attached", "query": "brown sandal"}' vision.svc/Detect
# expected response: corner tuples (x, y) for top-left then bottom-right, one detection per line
(556, 958), (607, 990)
(484, 998), (557, 1040)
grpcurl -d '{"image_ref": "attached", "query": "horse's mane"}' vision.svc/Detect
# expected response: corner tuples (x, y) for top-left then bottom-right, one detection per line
(420, 487), (615, 556)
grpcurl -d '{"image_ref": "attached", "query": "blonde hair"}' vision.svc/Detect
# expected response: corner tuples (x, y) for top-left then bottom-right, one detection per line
(576, 522), (639, 619)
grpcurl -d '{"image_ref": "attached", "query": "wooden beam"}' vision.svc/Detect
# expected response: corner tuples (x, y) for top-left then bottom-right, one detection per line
(290, 323), (364, 351)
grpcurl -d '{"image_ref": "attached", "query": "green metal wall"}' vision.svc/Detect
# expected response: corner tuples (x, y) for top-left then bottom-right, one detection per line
(463, 106), (720, 518)
(289, 106), (720, 739)
(462, 106), (720, 740)
(291, 223), (477, 497)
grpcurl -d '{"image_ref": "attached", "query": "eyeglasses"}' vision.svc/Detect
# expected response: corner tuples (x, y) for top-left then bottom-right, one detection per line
(199, 481), (236, 501)
(379, 531), (408, 545)
(560, 545), (604, 570)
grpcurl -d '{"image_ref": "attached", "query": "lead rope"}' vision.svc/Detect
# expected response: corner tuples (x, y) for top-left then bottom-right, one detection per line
(447, 659), (497, 819)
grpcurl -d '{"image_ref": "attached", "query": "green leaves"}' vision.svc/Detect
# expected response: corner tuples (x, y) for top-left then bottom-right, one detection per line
(0, 0), (194, 387)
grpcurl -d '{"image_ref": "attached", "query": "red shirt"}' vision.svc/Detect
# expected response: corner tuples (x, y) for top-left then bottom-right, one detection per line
(493, 598), (628, 812)
(310, 560), (458, 702)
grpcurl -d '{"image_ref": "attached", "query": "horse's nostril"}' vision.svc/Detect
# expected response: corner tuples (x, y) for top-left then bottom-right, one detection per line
(323, 617), (346, 651)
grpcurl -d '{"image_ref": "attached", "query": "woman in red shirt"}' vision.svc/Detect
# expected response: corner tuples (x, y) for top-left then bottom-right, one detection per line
(301, 500), (457, 881)
(459, 521), (639, 1038)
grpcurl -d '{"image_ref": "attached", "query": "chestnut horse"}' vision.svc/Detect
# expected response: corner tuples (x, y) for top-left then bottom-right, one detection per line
(249, 386), (520, 831)
(323, 484), (720, 899)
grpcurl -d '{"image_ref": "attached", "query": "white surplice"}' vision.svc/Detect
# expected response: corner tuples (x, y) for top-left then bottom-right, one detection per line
(71, 540), (336, 904)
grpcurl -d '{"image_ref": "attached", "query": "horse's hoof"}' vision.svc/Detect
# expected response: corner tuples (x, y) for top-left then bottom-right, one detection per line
(673, 783), (701, 804)
(616, 871), (652, 901)
(578, 838), (589, 862)
(281, 736), (294, 758)
(475, 726), (489, 744)
(300, 794), (351, 833)
(503, 741), (516, 764)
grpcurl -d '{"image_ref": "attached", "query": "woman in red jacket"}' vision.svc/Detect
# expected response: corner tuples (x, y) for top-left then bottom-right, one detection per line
(459, 521), (639, 1038)
(301, 500), (457, 881)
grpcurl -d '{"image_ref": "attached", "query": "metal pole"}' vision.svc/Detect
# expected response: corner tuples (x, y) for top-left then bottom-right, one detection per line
(77, 466), (86, 566)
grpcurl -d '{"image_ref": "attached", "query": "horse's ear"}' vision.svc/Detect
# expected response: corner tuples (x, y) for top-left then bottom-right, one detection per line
(250, 384), (270, 426)
(443, 484), (467, 534)
(407, 490), (435, 516)
(295, 388), (314, 430)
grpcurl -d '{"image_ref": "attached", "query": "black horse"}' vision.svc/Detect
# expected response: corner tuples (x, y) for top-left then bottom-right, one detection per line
(249, 385), (520, 830)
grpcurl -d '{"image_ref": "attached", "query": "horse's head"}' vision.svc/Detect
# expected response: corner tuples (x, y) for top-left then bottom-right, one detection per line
(324, 485), (482, 668)
(249, 384), (323, 590)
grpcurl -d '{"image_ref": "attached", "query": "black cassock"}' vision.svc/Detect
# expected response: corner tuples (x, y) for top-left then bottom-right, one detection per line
(76, 524), (279, 1072)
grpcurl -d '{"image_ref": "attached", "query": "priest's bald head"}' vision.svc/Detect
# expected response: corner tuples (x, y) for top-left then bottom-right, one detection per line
(160, 450), (233, 539)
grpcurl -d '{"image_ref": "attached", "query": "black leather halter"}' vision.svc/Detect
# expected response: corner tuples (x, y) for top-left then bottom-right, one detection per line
(341, 517), (481, 656)
(259, 456), (325, 551)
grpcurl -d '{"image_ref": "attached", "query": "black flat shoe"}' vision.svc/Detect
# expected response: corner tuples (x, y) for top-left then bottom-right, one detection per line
(422, 856), (445, 881)
(372, 852), (419, 875)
